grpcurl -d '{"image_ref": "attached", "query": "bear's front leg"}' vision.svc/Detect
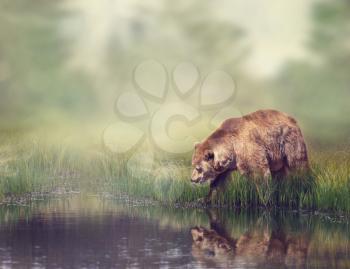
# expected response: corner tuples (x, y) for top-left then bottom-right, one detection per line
(236, 152), (271, 181)
(204, 170), (232, 204)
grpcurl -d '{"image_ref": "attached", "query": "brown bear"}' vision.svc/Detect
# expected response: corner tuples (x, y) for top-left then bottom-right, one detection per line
(191, 109), (309, 202)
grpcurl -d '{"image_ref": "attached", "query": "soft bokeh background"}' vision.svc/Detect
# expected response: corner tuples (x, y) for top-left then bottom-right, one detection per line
(0, 0), (349, 149)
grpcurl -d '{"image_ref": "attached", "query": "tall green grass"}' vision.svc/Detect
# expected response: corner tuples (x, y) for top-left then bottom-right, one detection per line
(0, 137), (349, 213)
(97, 148), (350, 213)
(0, 137), (81, 198)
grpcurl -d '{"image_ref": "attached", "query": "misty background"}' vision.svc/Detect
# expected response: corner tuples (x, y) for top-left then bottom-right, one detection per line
(0, 0), (349, 149)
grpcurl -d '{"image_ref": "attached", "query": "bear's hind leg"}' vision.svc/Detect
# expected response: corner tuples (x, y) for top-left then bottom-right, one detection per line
(284, 129), (309, 173)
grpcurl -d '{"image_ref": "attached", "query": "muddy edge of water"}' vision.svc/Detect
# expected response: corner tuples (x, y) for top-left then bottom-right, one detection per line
(0, 192), (348, 224)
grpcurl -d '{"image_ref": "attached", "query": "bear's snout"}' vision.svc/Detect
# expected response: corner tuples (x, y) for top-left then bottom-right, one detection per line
(191, 169), (203, 184)
(191, 177), (201, 184)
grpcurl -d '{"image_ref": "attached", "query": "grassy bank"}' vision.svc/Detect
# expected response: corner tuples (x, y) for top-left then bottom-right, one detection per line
(0, 137), (349, 213)
(99, 148), (350, 213)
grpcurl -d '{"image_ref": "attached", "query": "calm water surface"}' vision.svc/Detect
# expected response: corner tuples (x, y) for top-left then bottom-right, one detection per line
(0, 196), (349, 268)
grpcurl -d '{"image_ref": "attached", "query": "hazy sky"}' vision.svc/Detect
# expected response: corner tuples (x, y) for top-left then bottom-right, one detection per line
(216, 0), (320, 77)
(63, 0), (320, 78)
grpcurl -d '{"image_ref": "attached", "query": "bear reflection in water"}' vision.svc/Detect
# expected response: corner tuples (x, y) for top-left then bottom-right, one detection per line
(190, 211), (309, 268)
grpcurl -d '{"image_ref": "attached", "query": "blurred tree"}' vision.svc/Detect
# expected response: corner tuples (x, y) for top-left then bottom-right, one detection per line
(158, 0), (247, 69)
(0, 0), (96, 129)
(106, 0), (248, 72)
(58, 0), (250, 121)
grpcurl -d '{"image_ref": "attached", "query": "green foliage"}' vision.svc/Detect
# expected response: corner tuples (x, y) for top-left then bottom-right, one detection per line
(0, 1), (96, 128)
(0, 0), (349, 146)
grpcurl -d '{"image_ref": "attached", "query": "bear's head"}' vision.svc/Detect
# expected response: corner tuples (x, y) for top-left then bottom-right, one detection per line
(191, 226), (233, 254)
(191, 130), (235, 184)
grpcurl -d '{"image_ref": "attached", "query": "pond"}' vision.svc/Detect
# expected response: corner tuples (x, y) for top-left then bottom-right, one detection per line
(0, 195), (349, 268)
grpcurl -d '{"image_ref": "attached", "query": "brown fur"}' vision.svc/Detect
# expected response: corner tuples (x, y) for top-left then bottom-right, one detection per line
(191, 109), (309, 201)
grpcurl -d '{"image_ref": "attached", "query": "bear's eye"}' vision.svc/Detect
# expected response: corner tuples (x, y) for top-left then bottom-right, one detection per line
(204, 151), (214, 161)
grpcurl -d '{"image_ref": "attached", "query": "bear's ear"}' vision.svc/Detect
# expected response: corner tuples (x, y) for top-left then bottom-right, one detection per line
(194, 142), (200, 149)
(204, 150), (214, 162)
(191, 227), (204, 241)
